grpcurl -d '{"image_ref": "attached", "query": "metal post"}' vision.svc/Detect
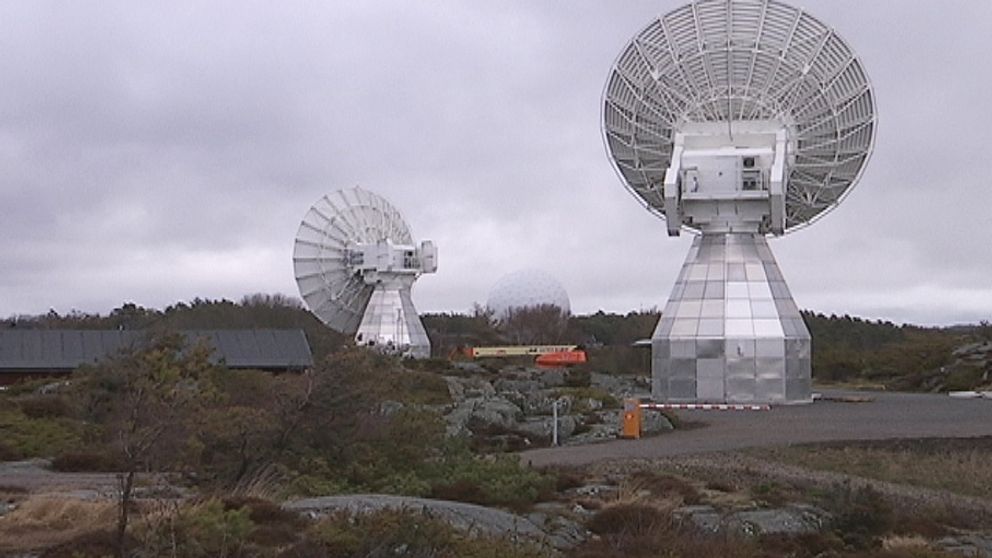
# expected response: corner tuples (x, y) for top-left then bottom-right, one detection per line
(552, 399), (559, 446)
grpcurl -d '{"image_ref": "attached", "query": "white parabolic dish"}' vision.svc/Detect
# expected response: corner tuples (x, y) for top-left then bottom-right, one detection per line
(292, 188), (437, 358)
(603, 0), (876, 233)
(293, 188), (414, 333)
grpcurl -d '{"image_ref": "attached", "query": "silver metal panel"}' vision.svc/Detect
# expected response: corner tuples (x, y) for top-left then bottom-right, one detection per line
(726, 377), (756, 402)
(670, 358), (697, 379)
(696, 339), (724, 359)
(355, 285), (431, 359)
(726, 358), (755, 378)
(651, 233), (812, 404)
(697, 377), (725, 402)
(652, 338), (671, 360)
(669, 379), (697, 400)
(653, 373), (669, 399)
(755, 339), (785, 358)
(786, 378), (812, 401)
(756, 358), (786, 380)
(697, 358), (725, 378)
(671, 340), (696, 358)
(756, 378), (786, 401)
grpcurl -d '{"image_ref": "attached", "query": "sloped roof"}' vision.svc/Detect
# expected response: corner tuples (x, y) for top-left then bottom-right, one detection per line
(0, 329), (313, 372)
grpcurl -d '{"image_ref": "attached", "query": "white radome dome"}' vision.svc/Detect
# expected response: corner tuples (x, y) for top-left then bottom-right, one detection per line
(486, 269), (571, 321)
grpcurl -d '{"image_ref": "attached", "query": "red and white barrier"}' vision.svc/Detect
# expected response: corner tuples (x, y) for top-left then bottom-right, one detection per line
(639, 403), (770, 411)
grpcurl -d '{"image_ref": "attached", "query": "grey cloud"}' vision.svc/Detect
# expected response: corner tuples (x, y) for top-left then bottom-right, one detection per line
(0, 1), (990, 325)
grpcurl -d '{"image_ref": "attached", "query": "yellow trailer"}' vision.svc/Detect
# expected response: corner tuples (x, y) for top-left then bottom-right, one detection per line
(467, 345), (578, 358)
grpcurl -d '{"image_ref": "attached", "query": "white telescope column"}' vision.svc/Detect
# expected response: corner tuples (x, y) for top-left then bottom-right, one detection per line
(355, 279), (431, 359)
(652, 233), (811, 404)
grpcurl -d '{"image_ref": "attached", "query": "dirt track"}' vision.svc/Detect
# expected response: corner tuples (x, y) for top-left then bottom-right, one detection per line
(521, 390), (992, 467)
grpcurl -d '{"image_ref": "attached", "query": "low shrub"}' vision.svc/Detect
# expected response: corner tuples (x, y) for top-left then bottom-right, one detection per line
(823, 483), (894, 550)
(393, 369), (452, 405)
(40, 530), (124, 558)
(0, 496), (117, 553)
(577, 503), (763, 558)
(548, 466), (586, 492)
(222, 497), (305, 547)
(303, 509), (546, 558)
(425, 449), (556, 511)
(758, 532), (845, 557)
(0, 440), (23, 461)
(751, 481), (791, 507)
(0, 484), (28, 494)
(892, 513), (950, 539)
(944, 366), (984, 391)
(402, 357), (454, 374)
(221, 496), (303, 528)
(587, 504), (670, 537)
(16, 395), (73, 419)
(0, 408), (87, 458)
(564, 369), (591, 388)
(630, 471), (701, 505)
(140, 499), (253, 558)
(465, 420), (534, 453)
(704, 480), (735, 492)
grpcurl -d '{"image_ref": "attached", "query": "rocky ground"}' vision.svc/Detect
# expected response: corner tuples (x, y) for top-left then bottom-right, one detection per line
(584, 452), (992, 556)
(5, 364), (992, 556)
(437, 364), (671, 448)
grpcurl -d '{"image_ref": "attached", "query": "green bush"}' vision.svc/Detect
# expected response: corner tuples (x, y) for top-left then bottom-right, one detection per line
(0, 407), (88, 458)
(16, 395), (73, 419)
(0, 440), (22, 461)
(427, 451), (555, 511)
(944, 366), (984, 391)
(141, 499), (254, 558)
(372, 368), (453, 406)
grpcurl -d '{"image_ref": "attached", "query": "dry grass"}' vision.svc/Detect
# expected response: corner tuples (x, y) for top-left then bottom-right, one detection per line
(0, 494), (116, 551)
(614, 476), (654, 505)
(882, 534), (930, 551)
(766, 443), (992, 499)
(575, 501), (764, 558)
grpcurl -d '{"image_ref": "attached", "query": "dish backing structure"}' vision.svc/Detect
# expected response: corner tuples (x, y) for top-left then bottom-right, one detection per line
(603, 0), (876, 403)
(293, 187), (437, 358)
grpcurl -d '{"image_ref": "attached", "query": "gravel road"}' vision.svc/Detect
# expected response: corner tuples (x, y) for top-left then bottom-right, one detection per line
(0, 459), (119, 495)
(521, 390), (992, 467)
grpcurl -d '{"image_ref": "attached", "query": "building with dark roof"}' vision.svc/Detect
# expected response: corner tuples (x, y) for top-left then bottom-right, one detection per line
(0, 329), (313, 385)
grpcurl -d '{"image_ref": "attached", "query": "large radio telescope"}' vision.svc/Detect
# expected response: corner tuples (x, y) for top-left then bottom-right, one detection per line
(603, 0), (875, 404)
(293, 187), (437, 358)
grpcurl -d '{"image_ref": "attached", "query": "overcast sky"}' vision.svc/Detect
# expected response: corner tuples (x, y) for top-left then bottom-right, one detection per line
(1, 1), (990, 326)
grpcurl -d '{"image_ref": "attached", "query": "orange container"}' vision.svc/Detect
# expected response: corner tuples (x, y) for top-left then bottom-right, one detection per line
(621, 398), (642, 439)
(535, 350), (587, 367)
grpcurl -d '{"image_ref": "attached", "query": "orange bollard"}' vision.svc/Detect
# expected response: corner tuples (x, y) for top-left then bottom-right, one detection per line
(621, 398), (642, 439)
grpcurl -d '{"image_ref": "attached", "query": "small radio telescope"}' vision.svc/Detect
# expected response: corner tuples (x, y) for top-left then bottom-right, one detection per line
(603, 0), (875, 403)
(293, 187), (438, 358)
